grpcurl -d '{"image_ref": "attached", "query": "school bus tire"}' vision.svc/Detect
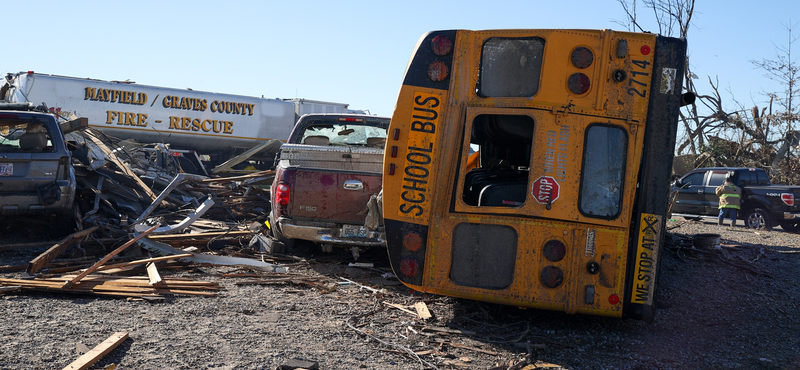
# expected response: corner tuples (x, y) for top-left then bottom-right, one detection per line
(269, 212), (295, 251)
(744, 208), (772, 231)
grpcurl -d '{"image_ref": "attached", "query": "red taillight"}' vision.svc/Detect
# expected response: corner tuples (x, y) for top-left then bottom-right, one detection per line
(428, 61), (449, 82)
(781, 193), (795, 206)
(609, 294), (620, 305)
(274, 183), (291, 207)
(540, 266), (564, 288)
(567, 73), (591, 95)
(543, 240), (566, 262)
(403, 232), (422, 251)
(389, 163), (396, 176)
(393, 128), (400, 140)
(431, 35), (453, 56)
(399, 257), (419, 277)
(640, 45), (651, 55)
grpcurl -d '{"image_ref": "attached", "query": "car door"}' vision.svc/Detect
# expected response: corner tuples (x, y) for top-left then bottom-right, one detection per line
(672, 170), (707, 215)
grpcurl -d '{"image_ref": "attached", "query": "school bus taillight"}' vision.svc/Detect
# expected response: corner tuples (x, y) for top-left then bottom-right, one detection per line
(543, 240), (567, 262)
(568, 73), (591, 95)
(571, 47), (594, 68)
(400, 257), (420, 277)
(403, 232), (423, 251)
(431, 35), (453, 56)
(541, 266), (564, 288)
(428, 61), (449, 82)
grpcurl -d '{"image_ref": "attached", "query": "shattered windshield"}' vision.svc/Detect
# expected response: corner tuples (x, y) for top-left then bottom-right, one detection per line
(0, 119), (54, 153)
(301, 123), (387, 147)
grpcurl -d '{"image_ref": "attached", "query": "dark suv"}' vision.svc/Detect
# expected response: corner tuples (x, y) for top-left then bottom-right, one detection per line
(0, 102), (75, 217)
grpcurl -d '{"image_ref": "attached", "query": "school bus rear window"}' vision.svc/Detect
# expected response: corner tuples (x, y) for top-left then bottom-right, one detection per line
(579, 124), (627, 219)
(462, 114), (534, 207)
(478, 38), (545, 98)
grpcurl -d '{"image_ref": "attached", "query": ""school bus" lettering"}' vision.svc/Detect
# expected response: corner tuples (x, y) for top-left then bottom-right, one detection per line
(398, 93), (441, 220)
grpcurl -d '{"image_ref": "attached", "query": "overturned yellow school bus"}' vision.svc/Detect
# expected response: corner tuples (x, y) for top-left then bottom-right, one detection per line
(382, 29), (692, 321)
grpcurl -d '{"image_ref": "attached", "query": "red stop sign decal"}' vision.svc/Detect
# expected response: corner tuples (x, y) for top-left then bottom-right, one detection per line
(532, 176), (560, 204)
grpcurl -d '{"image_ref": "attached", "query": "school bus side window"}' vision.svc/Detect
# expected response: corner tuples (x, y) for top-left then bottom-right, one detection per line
(462, 114), (534, 207)
(579, 124), (627, 218)
(478, 38), (545, 97)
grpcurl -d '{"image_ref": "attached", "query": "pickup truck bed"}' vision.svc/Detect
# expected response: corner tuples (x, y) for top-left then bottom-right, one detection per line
(269, 114), (389, 251)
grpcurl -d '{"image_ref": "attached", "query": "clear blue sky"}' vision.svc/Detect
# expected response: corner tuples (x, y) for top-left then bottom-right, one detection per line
(8, 0), (799, 118)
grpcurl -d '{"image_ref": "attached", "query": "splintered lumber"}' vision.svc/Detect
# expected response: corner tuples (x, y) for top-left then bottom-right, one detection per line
(63, 225), (158, 289)
(146, 262), (162, 286)
(383, 301), (420, 317)
(62, 332), (128, 370)
(26, 226), (100, 274)
(60, 117), (89, 134)
(84, 129), (157, 202)
(95, 253), (193, 271)
(0, 275), (221, 298)
(202, 169), (275, 183)
(414, 301), (433, 320)
(211, 140), (281, 174)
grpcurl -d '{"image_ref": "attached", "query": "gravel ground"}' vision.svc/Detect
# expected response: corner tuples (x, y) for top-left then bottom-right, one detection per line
(1, 216), (799, 370)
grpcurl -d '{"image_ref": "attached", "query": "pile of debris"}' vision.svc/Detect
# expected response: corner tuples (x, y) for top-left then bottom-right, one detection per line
(65, 126), (277, 240)
(0, 124), (294, 298)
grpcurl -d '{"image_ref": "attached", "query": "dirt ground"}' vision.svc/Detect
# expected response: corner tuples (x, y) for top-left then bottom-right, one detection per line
(1, 216), (799, 370)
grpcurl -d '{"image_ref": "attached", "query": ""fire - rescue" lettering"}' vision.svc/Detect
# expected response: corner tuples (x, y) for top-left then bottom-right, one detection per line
(168, 117), (234, 134)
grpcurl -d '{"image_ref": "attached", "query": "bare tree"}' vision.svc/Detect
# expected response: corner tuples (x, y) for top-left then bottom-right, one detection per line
(617, 3), (800, 183)
(751, 21), (800, 174)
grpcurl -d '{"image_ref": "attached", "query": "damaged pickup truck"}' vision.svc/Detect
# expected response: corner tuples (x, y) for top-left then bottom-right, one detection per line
(268, 114), (389, 254)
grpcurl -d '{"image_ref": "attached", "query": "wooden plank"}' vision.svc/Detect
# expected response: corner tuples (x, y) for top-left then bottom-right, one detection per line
(95, 254), (193, 271)
(62, 332), (128, 370)
(146, 262), (162, 286)
(383, 301), (419, 317)
(26, 227), (99, 274)
(60, 117), (88, 134)
(210, 140), (280, 174)
(414, 301), (433, 320)
(85, 130), (157, 201)
(63, 225), (158, 289)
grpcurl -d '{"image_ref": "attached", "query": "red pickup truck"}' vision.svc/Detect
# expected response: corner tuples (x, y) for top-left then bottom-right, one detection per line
(268, 114), (390, 252)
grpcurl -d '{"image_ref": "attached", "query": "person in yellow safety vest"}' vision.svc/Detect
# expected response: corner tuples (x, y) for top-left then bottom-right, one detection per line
(715, 176), (742, 227)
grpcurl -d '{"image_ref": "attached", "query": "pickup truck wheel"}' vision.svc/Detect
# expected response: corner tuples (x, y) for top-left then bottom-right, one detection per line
(269, 213), (295, 251)
(744, 208), (772, 231)
(779, 220), (800, 233)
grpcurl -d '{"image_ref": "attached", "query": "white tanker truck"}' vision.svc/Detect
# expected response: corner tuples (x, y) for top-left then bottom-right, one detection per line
(1, 71), (358, 172)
